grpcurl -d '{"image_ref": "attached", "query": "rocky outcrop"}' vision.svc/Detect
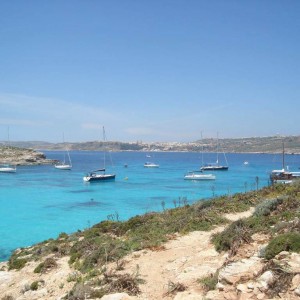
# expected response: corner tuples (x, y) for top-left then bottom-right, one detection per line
(204, 252), (300, 300)
(0, 146), (56, 165)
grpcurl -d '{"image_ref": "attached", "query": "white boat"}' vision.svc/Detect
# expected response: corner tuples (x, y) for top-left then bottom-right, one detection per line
(55, 163), (72, 170)
(83, 127), (116, 182)
(54, 153), (72, 170)
(201, 133), (228, 171)
(0, 164), (16, 173)
(54, 134), (72, 170)
(144, 153), (159, 168)
(144, 162), (159, 168)
(184, 170), (216, 180)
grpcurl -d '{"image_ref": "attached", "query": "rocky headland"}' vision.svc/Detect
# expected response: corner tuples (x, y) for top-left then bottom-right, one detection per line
(0, 182), (300, 299)
(0, 146), (56, 166)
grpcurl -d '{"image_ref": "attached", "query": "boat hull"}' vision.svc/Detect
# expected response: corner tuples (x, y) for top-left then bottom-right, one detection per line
(270, 169), (299, 184)
(184, 173), (216, 180)
(201, 166), (228, 171)
(184, 175), (216, 180)
(83, 174), (116, 182)
(55, 164), (72, 170)
(144, 163), (159, 168)
(0, 167), (16, 173)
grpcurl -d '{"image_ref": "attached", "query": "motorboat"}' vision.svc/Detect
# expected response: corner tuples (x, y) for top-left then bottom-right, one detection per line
(144, 162), (159, 168)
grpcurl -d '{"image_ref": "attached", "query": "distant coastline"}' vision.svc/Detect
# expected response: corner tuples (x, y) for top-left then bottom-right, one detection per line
(2, 135), (300, 155)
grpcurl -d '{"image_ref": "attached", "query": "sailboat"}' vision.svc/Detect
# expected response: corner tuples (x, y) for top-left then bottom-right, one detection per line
(54, 134), (72, 170)
(184, 132), (216, 180)
(0, 126), (17, 173)
(200, 133), (228, 171)
(270, 143), (300, 184)
(83, 127), (116, 182)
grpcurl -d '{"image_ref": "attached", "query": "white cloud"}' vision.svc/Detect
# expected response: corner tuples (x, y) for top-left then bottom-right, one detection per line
(0, 93), (123, 141)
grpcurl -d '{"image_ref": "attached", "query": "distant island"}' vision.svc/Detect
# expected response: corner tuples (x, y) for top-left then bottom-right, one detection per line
(2, 135), (300, 154)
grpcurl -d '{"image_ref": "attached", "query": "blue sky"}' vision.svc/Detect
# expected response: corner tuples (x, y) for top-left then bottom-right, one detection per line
(0, 0), (299, 142)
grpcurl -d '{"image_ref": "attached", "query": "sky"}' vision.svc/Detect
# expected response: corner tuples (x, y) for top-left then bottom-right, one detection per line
(0, 0), (299, 143)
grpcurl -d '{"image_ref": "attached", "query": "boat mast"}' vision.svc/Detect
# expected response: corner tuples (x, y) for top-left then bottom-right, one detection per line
(216, 132), (219, 166)
(282, 142), (285, 171)
(64, 133), (72, 166)
(201, 131), (204, 167)
(103, 126), (106, 170)
(62, 132), (66, 163)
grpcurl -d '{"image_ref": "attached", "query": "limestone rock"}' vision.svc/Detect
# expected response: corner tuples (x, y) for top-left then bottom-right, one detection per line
(218, 257), (264, 285)
(174, 290), (205, 299)
(257, 270), (274, 291)
(101, 293), (135, 300)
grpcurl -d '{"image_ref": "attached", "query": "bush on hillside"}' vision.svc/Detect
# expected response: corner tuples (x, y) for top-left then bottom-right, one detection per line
(264, 232), (300, 260)
(254, 197), (283, 217)
(212, 219), (252, 256)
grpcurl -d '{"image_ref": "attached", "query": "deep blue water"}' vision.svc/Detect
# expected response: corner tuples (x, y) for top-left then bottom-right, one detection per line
(0, 151), (299, 261)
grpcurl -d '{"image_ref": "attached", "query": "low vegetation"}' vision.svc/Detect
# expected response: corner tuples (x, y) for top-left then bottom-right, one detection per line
(264, 232), (300, 260)
(212, 183), (300, 258)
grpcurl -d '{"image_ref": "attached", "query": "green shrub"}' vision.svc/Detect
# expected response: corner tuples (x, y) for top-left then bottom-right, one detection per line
(264, 232), (300, 259)
(8, 257), (27, 270)
(212, 219), (251, 254)
(34, 257), (57, 273)
(198, 272), (218, 291)
(1, 295), (14, 300)
(254, 198), (283, 217)
(30, 281), (39, 291)
(58, 232), (68, 239)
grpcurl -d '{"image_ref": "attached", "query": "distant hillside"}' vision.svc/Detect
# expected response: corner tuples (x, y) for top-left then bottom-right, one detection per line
(199, 135), (300, 154)
(2, 135), (300, 154)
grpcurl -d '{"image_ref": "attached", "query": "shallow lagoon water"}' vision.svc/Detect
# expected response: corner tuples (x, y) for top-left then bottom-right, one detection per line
(0, 151), (299, 261)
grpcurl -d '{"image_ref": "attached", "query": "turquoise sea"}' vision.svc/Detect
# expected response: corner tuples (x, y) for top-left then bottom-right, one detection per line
(1, 151), (299, 261)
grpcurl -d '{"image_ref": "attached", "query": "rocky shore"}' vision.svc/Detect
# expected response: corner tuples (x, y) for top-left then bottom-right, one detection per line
(0, 146), (56, 165)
